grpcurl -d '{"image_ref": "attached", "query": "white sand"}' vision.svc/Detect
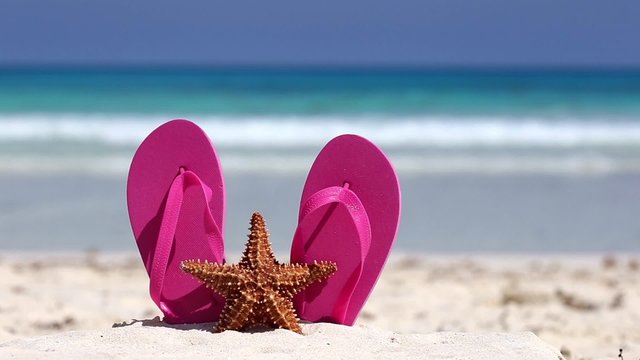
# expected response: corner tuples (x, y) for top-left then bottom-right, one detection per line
(0, 252), (638, 359)
(0, 321), (560, 359)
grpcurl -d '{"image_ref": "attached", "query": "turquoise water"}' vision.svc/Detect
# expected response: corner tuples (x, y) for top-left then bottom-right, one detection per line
(1, 67), (640, 117)
(2, 67), (640, 175)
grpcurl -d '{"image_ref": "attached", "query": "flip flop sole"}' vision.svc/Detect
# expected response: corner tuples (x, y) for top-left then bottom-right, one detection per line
(293, 134), (401, 325)
(127, 119), (226, 323)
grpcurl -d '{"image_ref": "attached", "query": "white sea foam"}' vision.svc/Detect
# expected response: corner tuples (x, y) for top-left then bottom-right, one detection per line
(2, 113), (640, 148)
(2, 114), (640, 175)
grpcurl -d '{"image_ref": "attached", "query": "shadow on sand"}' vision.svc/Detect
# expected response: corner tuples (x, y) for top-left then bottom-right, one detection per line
(111, 317), (286, 334)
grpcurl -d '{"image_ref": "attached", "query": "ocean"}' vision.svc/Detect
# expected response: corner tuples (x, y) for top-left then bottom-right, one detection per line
(1, 67), (640, 253)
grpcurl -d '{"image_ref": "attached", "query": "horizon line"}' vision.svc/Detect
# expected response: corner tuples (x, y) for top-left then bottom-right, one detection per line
(1, 63), (640, 73)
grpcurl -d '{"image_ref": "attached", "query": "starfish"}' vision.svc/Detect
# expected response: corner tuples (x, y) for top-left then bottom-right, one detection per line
(181, 212), (337, 334)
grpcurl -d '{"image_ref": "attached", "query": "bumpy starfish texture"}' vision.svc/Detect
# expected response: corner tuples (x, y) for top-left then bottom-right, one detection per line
(181, 212), (337, 334)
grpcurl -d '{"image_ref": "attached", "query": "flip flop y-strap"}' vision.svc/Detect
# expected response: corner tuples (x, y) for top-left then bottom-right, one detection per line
(149, 169), (224, 316)
(292, 184), (372, 324)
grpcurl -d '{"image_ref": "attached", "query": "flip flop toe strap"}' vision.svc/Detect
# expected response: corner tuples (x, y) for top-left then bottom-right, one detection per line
(297, 185), (372, 256)
(293, 185), (372, 323)
(149, 170), (223, 316)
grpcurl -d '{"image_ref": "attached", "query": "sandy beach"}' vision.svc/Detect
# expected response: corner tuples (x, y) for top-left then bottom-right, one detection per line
(1, 321), (563, 359)
(0, 252), (637, 359)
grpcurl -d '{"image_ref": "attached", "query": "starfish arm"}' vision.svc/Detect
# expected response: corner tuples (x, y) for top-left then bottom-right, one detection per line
(181, 261), (250, 298)
(271, 263), (313, 283)
(273, 261), (337, 296)
(215, 292), (258, 332)
(263, 290), (302, 334)
(239, 212), (279, 270)
(307, 261), (338, 283)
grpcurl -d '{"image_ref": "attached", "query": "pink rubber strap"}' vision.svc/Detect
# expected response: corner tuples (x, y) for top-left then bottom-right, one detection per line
(149, 170), (223, 315)
(298, 185), (372, 257)
(294, 185), (372, 322)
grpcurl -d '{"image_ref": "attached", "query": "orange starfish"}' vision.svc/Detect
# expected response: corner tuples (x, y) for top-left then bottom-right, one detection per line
(181, 212), (337, 334)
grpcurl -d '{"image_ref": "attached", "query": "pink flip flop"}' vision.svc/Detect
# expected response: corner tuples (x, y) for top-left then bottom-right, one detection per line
(290, 134), (401, 325)
(127, 119), (226, 324)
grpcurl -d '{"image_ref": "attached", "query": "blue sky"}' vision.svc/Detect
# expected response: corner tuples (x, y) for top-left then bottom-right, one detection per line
(1, 0), (639, 66)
